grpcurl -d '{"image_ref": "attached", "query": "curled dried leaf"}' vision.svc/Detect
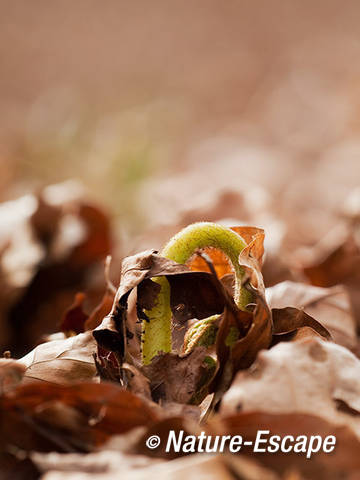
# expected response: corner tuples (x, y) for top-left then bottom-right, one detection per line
(272, 307), (331, 342)
(93, 250), (229, 364)
(267, 281), (356, 350)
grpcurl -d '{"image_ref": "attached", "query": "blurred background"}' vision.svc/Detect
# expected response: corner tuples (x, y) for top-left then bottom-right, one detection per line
(2, 0), (360, 354)
(2, 0), (360, 231)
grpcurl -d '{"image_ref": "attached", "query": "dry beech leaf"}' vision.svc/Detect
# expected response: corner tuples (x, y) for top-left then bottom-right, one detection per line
(0, 383), (159, 456)
(237, 228), (265, 290)
(284, 325), (326, 342)
(296, 226), (360, 327)
(40, 454), (238, 480)
(0, 358), (26, 394)
(20, 331), (97, 384)
(230, 297), (272, 371)
(60, 292), (89, 335)
(60, 288), (115, 337)
(210, 306), (253, 396)
(84, 289), (114, 331)
(122, 363), (152, 401)
(32, 450), (162, 479)
(267, 281), (356, 350)
(221, 337), (360, 436)
(300, 228), (360, 288)
(142, 347), (216, 405)
(66, 203), (112, 268)
(271, 307), (331, 342)
(212, 412), (360, 480)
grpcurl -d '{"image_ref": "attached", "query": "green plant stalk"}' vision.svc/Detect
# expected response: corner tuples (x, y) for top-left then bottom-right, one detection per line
(142, 222), (250, 364)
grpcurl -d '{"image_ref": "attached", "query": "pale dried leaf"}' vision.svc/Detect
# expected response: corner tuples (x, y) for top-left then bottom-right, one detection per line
(20, 332), (97, 384)
(32, 450), (161, 476)
(40, 454), (236, 480)
(221, 338), (360, 436)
